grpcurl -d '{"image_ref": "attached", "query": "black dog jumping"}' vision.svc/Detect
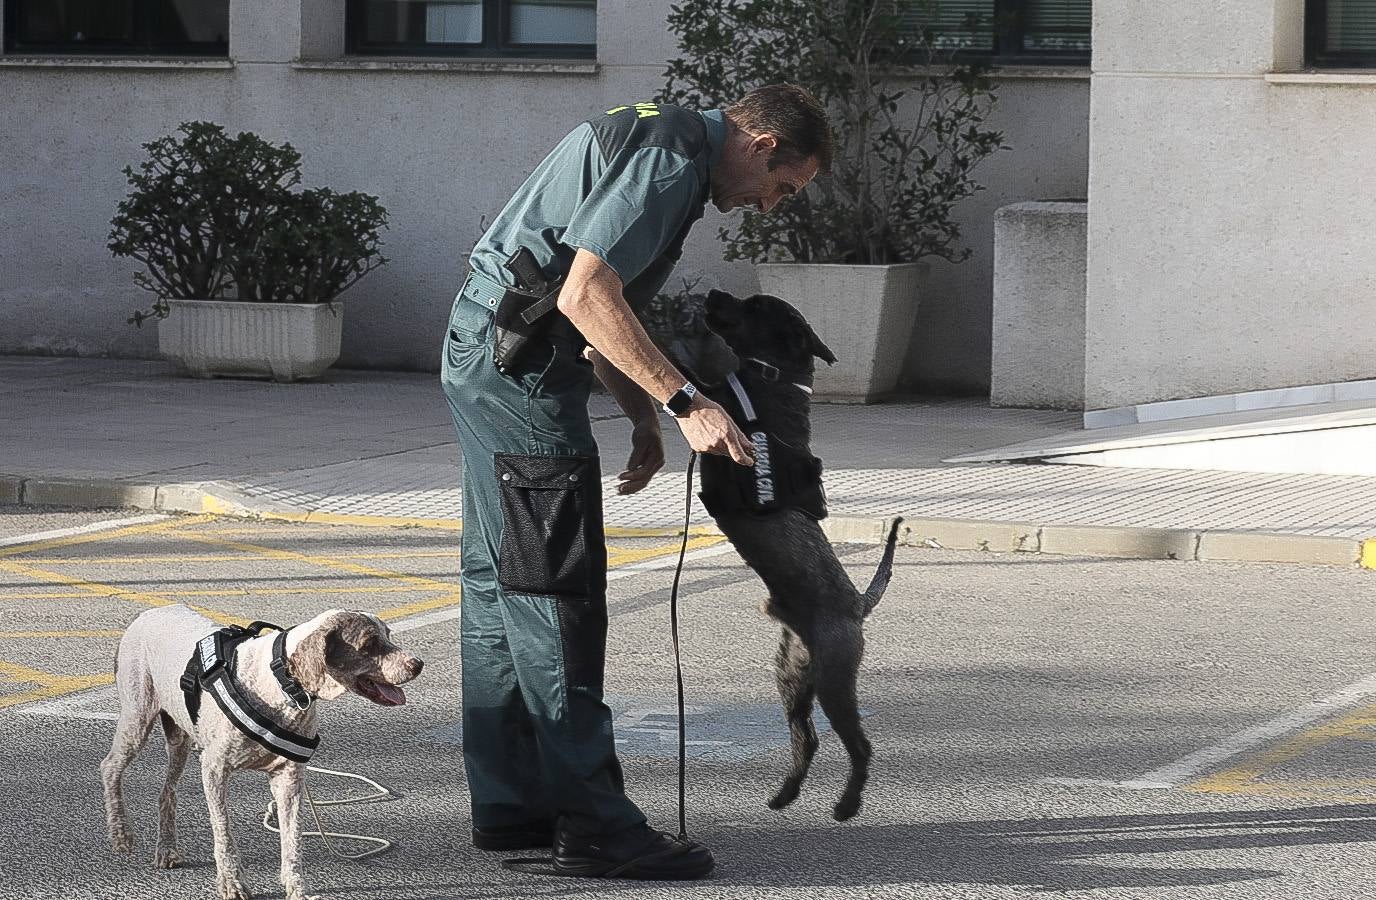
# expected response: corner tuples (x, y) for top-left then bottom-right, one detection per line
(695, 289), (901, 822)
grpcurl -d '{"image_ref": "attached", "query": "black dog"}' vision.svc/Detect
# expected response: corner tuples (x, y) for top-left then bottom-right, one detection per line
(693, 289), (901, 821)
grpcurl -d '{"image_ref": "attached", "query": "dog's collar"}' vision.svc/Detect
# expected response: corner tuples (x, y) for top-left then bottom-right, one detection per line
(742, 357), (814, 393)
(270, 628), (314, 710)
(180, 622), (321, 763)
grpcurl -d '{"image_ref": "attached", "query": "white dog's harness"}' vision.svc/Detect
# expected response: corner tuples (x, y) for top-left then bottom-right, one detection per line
(179, 621), (320, 763)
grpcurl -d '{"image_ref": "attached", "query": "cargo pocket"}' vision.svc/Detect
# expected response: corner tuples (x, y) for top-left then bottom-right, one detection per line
(496, 453), (598, 598)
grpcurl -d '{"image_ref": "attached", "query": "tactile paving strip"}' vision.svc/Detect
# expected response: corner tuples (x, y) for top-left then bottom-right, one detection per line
(233, 458), (1376, 537)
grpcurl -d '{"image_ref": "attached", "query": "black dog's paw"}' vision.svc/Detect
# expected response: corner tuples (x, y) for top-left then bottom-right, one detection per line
(768, 780), (801, 810)
(832, 793), (861, 822)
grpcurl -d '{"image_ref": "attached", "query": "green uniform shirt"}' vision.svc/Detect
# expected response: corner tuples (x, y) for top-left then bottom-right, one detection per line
(469, 103), (726, 308)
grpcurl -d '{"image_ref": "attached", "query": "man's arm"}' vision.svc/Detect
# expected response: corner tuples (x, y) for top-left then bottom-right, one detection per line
(588, 347), (665, 494)
(558, 249), (755, 466)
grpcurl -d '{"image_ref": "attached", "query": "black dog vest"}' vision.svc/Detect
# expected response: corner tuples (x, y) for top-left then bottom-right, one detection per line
(698, 367), (827, 521)
(179, 621), (320, 763)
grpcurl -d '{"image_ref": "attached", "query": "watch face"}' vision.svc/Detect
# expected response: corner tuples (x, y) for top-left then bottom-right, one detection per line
(666, 384), (696, 416)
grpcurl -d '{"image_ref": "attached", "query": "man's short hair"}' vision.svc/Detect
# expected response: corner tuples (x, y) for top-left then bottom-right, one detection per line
(726, 83), (834, 174)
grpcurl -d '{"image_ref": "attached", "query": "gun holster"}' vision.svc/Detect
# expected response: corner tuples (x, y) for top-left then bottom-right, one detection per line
(493, 246), (564, 375)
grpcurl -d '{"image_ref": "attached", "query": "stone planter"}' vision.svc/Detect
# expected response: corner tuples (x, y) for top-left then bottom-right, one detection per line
(755, 262), (923, 403)
(158, 299), (342, 382)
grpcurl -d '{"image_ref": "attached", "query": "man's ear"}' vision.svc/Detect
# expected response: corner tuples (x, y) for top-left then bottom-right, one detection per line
(750, 132), (779, 159)
(704, 289), (743, 336)
(806, 322), (837, 365)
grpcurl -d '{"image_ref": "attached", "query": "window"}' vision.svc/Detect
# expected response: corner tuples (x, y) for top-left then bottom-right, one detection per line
(347, 0), (596, 58)
(1307, 0), (1376, 67)
(3, 0), (229, 56)
(911, 0), (1091, 65)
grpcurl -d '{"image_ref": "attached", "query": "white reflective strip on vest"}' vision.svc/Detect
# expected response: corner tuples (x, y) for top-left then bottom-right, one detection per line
(208, 680), (315, 760)
(726, 372), (757, 424)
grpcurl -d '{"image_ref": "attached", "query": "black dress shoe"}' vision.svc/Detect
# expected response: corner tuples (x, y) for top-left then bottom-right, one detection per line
(472, 821), (555, 851)
(552, 822), (714, 880)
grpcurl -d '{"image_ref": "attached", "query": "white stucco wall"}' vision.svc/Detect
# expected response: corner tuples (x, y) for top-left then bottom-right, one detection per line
(1085, 0), (1376, 409)
(0, 0), (1087, 392)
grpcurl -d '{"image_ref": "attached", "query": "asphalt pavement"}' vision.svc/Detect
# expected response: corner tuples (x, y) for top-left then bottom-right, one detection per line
(4, 510), (1376, 899)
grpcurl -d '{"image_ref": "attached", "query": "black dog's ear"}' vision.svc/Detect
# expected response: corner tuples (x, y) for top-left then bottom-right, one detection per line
(704, 289), (743, 335)
(806, 322), (837, 365)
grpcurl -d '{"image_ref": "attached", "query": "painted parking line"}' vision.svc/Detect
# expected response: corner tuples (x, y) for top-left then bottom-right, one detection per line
(16, 549), (465, 565)
(1043, 670), (1376, 791)
(1185, 699), (1376, 799)
(0, 630), (124, 639)
(0, 557), (238, 624)
(0, 514), (208, 558)
(0, 514), (168, 548)
(1, 518), (733, 716)
(0, 660), (111, 710)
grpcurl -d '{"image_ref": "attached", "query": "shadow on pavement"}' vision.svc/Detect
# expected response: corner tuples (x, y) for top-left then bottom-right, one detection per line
(712, 804), (1376, 890)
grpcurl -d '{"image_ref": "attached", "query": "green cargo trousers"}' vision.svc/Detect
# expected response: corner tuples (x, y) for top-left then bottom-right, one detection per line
(439, 279), (646, 836)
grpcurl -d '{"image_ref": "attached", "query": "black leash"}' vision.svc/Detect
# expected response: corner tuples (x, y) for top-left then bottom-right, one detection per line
(670, 450), (697, 840)
(502, 451), (699, 876)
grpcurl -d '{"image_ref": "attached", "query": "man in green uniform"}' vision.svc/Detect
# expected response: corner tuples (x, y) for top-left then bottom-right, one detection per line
(440, 83), (832, 879)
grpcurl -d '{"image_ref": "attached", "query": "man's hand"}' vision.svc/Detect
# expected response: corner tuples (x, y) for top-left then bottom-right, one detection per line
(675, 395), (757, 466)
(619, 420), (666, 494)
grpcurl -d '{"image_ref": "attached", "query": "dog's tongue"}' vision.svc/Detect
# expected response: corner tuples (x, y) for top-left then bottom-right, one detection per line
(369, 681), (406, 706)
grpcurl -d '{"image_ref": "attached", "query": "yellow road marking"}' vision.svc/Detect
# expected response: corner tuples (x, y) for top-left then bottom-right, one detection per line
(376, 591), (463, 621)
(0, 559), (239, 625)
(192, 502), (709, 540)
(607, 535), (726, 567)
(1186, 702), (1376, 795)
(0, 515), (210, 559)
(1362, 539), (1376, 570)
(0, 521), (721, 713)
(197, 497), (465, 531)
(0, 660), (114, 709)
(0, 630), (123, 639)
(17, 550), (462, 565)
(0, 585), (439, 601)
(607, 526), (719, 538)
(173, 532), (461, 592)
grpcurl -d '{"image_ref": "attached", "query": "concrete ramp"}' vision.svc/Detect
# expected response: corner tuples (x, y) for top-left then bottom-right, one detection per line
(947, 399), (1376, 477)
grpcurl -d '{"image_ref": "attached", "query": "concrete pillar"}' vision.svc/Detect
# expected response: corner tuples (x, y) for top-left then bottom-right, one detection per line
(991, 202), (1086, 409)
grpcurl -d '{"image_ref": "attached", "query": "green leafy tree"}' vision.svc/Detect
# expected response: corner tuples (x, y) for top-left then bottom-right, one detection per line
(659, 0), (1007, 265)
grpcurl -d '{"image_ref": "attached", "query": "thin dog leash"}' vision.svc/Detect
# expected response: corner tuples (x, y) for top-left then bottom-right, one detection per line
(669, 450), (698, 840)
(503, 451), (699, 875)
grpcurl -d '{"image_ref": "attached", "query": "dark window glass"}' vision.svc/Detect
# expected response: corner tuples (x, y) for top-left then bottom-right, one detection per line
(905, 0), (1091, 65)
(347, 0), (596, 57)
(4, 0), (229, 55)
(1307, 0), (1376, 67)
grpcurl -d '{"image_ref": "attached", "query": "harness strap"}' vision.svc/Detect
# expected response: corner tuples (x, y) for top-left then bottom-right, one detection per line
(179, 622), (321, 763)
(725, 372), (757, 424)
(699, 365), (828, 521)
(270, 629), (312, 710)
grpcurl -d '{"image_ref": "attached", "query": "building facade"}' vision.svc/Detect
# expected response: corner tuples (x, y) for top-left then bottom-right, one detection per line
(0, 0), (1089, 395)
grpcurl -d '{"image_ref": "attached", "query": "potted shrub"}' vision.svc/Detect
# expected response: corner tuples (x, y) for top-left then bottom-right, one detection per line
(109, 122), (388, 382)
(660, 0), (1006, 402)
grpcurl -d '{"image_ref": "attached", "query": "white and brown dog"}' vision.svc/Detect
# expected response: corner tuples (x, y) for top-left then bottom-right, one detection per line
(101, 605), (423, 900)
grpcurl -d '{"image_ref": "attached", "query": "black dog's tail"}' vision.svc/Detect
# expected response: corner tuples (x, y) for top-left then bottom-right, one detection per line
(861, 517), (903, 616)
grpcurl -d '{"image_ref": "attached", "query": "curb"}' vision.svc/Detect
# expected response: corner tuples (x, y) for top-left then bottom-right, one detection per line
(3, 475), (1374, 570)
(824, 515), (1375, 571)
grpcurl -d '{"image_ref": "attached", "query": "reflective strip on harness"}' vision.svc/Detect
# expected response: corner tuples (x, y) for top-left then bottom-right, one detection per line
(181, 623), (320, 764)
(726, 372), (758, 423)
(205, 678), (319, 763)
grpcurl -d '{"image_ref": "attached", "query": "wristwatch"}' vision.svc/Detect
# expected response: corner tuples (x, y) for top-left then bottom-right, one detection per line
(662, 382), (698, 418)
